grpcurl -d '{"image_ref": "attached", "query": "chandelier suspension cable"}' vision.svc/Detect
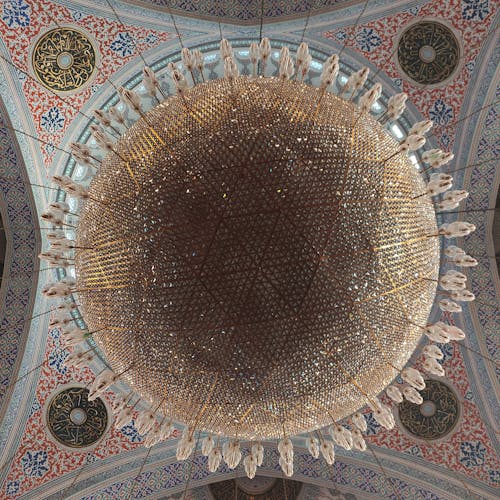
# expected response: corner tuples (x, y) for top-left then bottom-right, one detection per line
(338, 0), (371, 58)
(445, 156), (497, 175)
(57, 445), (100, 500)
(437, 206), (499, 216)
(128, 445), (155, 500)
(0, 123), (99, 163)
(104, 0), (149, 69)
(259, 0), (265, 43)
(163, 0), (184, 49)
(439, 98), (500, 135)
(452, 340), (499, 366)
(178, 432), (201, 500)
(104, 0), (172, 101)
(299, 0), (316, 45)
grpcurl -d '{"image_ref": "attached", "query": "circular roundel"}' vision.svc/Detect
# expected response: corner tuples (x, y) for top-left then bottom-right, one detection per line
(32, 27), (96, 92)
(46, 387), (108, 448)
(399, 379), (460, 439)
(398, 21), (460, 85)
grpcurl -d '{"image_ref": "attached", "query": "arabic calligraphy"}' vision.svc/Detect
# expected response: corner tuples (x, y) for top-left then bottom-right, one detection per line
(32, 28), (96, 92)
(398, 21), (460, 85)
(47, 387), (108, 448)
(399, 379), (460, 439)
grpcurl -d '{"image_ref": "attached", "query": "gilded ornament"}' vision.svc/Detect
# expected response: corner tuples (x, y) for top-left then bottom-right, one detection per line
(46, 387), (108, 448)
(399, 379), (460, 439)
(32, 27), (96, 92)
(398, 21), (460, 85)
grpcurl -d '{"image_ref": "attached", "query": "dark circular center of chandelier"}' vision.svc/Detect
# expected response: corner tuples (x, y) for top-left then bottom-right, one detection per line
(76, 77), (439, 439)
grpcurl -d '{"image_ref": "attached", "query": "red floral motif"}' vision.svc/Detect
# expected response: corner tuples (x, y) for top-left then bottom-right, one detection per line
(1, 0), (170, 167)
(1, 0), (497, 496)
(323, 0), (495, 150)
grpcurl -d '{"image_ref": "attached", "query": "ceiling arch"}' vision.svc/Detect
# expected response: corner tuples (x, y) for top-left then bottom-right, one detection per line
(0, 97), (39, 423)
(120, 0), (366, 24)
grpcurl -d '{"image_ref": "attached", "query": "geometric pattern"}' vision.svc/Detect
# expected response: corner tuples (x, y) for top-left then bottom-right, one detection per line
(0, 0), (498, 498)
(128, 0), (357, 23)
(0, 99), (38, 420)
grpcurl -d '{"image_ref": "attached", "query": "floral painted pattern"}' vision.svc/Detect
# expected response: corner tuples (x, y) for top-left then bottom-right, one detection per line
(40, 107), (65, 133)
(364, 412), (381, 435)
(1, 0), (30, 28)
(110, 32), (136, 57)
(5, 481), (20, 495)
(461, 0), (490, 21)
(356, 28), (382, 52)
(119, 422), (143, 443)
(459, 441), (487, 467)
(429, 99), (453, 125)
(21, 450), (49, 478)
(48, 347), (68, 374)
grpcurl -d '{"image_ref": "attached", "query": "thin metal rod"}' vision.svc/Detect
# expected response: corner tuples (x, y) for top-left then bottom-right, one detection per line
(259, 0), (265, 42)
(128, 445), (155, 500)
(437, 207), (499, 215)
(445, 157), (497, 175)
(164, 0), (184, 49)
(299, 0), (315, 45)
(181, 432), (201, 500)
(104, 0), (149, 68)
(453, 340), (499, 366)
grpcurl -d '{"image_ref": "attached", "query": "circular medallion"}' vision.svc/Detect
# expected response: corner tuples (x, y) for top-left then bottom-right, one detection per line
(398, 21), (460, 85)
(32, 27), (96, 92)
(399, 379), (460, 439)
(46, 387), (108, 448)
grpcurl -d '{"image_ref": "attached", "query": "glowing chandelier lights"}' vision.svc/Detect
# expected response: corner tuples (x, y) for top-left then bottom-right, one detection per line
(39, 37), (477, 479)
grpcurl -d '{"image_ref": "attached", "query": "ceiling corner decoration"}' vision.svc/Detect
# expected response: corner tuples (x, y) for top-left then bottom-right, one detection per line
(397, 20), (461, 86)
(45, 386), (108, 449)
(398, 379), (460, 439)
(31, 27), (97, 93)
(0, 0), (172, 167)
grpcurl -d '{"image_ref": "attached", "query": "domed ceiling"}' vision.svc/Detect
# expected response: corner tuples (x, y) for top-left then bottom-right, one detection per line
(123, 0), (361, 23)
(0, 0), (498, 498)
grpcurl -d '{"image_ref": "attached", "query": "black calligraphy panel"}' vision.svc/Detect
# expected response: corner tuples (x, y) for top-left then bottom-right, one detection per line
(398, 22), (460, 85)
(32, 28), (96, 92)
(399, 379), (460, 440)
(47, 387), (108, 448)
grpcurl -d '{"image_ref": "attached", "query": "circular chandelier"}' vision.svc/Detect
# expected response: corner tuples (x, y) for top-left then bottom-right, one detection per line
(40, 38), (476, 478)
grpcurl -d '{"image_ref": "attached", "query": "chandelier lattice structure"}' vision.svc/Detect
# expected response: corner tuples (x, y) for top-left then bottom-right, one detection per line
(40, 38), (476, 478)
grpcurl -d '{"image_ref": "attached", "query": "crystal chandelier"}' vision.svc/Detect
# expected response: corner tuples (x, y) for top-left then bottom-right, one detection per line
(40, 38), (476, 479)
